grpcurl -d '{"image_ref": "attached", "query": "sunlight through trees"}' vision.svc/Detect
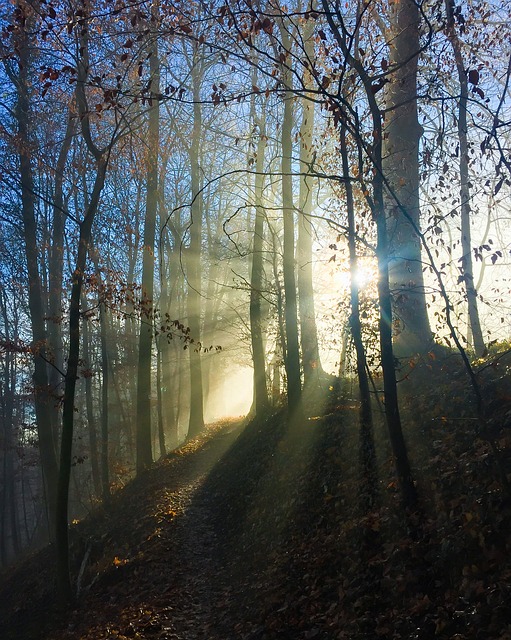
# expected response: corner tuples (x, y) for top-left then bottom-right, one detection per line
(0, 0), (511, 606)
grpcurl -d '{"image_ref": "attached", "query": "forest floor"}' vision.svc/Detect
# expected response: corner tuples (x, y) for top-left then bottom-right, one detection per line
(2, 359), (511, 640)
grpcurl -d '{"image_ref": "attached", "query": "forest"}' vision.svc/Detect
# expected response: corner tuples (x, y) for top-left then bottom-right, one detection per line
(1, 0), (511, 638)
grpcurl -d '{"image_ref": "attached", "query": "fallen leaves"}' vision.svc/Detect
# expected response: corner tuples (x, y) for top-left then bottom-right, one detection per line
(112, 557), (129, 567)
(2, 375), (511, 640)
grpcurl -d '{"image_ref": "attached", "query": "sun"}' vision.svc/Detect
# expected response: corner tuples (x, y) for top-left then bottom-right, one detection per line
(329, 259), (378, 293)
(351, 262), (377, 289)
(312, 245), (379, 374)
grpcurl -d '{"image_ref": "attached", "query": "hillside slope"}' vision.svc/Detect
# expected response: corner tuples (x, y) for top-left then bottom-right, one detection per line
(1, 387), (511, 640)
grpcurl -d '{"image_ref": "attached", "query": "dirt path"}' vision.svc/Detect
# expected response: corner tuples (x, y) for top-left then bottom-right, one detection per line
(104, 421), (244, 640)
(2, 410), (356, 640)
(1, 420), (246, 640)
(152, 442), (239, 640)
(78, 411), (337, 640)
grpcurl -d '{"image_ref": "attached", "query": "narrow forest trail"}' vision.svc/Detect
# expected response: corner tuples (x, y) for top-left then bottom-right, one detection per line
(2, 403), (355, 640)
(66, 418), (247, 640)
(1, 418), (251, 640)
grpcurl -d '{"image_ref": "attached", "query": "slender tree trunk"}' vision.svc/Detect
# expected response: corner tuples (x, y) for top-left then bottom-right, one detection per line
(161, 313), (178, 450)
(445, 0), (485, 357)
(0, 291), (20, 560)
(201, 221), (228, 417)
(12, 11), (59, 539)
(56, 157), (108, 605)
(165, 361), (179, 449)
(376, 209), (417, 509)
(124, 184), (141, 458)
(156, 340), (166, 457)
(56, 15), (111, 602)
(375, 124), (417, 509)
(136, 23), (160, 472)
(384, 0), (432, 357)
(1, 401), (6, 565)
(98, 286), (110, 501)
(186, 54), (205, 439)
(271, 350), (281, 406)
(81, 300), (101, 497)
(89, 250), (110, 500)
(340, 120), (375, 505)
(250, 100), (270, 415)
(280, 32), (302, 415)
(298, 17), (323, 387)
(160, 221), (180, 449)
(269, 222), (287, 383)
(156, 229), (169, 457)
(47, 111), (74, 440)
(1, 388), (8, 564)
(338, 323), (350, 379)
(321, 1), (417, 507)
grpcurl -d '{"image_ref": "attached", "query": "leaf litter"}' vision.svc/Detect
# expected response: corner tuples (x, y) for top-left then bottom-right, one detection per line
(1, 369), (511, 640)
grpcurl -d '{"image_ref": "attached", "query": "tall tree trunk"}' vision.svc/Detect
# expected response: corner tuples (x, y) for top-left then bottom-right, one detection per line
(201, 212), (228, 417)
(124, 184), (141, 459)
(322, 2), (417, 508)
(136, 22), (160, 473)
(298, 15), (323, 387)
(271, 350), (281, 406)
(376, 195), (417, 509)
(156, 342), (166, 457)
(269, 221), (287, 393)
(280, 29), (302, 415)
(186, 53), (205, 439)
(373, 99), (418, 510)
(98, 275), (110, 501)
(0, 289), (20, 560)
(340, 119), (376, 506)
(249, 92), (269, 415)
(57, 157), (107, 605)
(163, 349), (178, 448)
(159, 209), (180, 448)
(11, 6), (59, 539)
(384, 0), (432, 357)
(56, 14), (111, 603)
(156, 229), (169, 457)
(47, 111), (74, 440)
(88, 250), (110, 500)
(445, 0), (485, 357)
(81, 297), (101, 497)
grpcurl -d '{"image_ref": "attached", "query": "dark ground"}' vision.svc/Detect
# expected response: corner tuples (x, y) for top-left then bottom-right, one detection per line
(2, 364), (511, 639)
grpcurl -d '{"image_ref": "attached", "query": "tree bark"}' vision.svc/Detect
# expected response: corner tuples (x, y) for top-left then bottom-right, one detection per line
(298, 15), (323, 387)
(57, 157), (108, 605)
(445, 0), (485, 357)
(280, 29), (302, 415)
(98, 272), (110, 501)
(136, 22), (160, 473)
(186, 52), (206, 439)
(159, 233), (179, 449)
(249, 96), (270, 415)
(340, 119), (375, 506)
(12, 6), (59, 539)
(156, 341), (167, 458)
(0, 289), (21, 561)
(81, 298), (101, 497)
(56, 13), (111, 603)
(322, 1), (417, 508)
(47, 110), (74, 440)
(384, 0), (432, 357)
